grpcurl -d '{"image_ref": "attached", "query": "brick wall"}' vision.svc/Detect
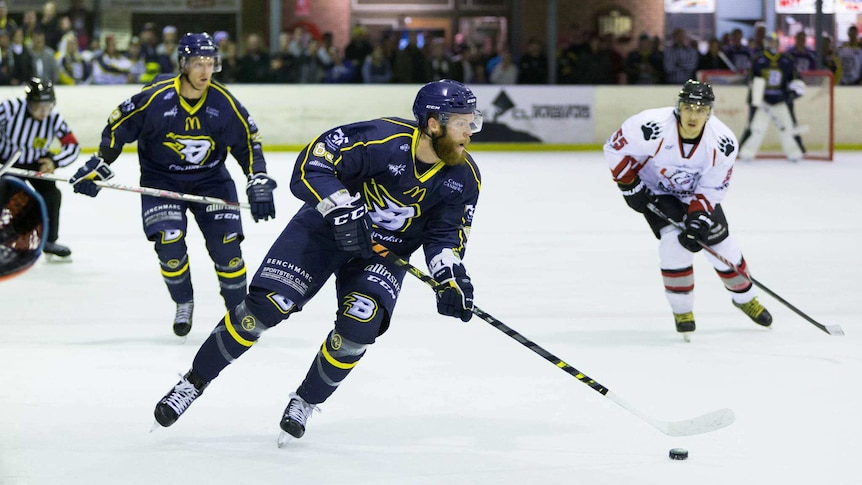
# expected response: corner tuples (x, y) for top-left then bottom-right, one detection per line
(278, 0), (665, 60)
(516, 0), (665, 54)
(281, 0), (352, 49)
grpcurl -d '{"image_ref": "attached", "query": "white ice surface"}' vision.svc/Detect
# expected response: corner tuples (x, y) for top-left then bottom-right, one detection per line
(2, 151), (860, 485)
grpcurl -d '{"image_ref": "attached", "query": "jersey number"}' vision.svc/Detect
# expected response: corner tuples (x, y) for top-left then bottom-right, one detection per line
(610, 129), (628, 151)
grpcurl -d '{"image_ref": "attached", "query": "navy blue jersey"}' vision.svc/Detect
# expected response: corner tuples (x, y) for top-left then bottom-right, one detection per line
(100, 75), (267, 183)
(750, 51), (801, 105)
(290, 117), (480, 266)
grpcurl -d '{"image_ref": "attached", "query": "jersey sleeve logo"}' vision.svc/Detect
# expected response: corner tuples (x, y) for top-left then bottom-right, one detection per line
(718, 136), (735, 157)
(641, 121), (662, 141)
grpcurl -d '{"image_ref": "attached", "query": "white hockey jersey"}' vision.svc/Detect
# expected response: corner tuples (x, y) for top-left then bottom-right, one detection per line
(603, 107), (738, 214)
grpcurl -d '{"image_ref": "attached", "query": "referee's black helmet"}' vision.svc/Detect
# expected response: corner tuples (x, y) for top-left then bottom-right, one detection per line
(24, 78), (56, 104)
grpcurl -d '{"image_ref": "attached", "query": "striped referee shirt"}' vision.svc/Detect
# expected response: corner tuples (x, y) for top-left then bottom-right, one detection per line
(0, 97), (80, 168)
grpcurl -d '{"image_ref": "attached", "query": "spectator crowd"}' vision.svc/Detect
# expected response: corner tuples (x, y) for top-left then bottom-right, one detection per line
(1, 1), (860, 87)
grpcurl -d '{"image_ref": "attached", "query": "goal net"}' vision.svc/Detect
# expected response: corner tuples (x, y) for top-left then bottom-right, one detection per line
(696, 69), (834, 161)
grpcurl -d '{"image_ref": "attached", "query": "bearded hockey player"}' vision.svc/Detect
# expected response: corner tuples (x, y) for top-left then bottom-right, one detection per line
(604, 79), (772, 341)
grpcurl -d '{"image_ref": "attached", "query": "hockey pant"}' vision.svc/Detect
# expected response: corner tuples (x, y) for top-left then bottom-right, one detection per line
(739, 102), (803, 161)
(26, 178), (61, 242)
(659, 226), (756, 314)
(152, 229), (247, 308)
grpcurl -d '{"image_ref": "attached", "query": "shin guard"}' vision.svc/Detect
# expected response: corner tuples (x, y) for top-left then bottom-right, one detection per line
(296, 330), (368, 404)
(155, 232), (193, 304)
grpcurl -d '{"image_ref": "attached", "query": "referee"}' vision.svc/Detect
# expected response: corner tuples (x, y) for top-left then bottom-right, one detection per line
(0, 78), (81, 259)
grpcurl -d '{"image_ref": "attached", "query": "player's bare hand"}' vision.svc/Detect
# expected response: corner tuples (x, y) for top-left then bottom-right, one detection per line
(38, 158), (56, 174)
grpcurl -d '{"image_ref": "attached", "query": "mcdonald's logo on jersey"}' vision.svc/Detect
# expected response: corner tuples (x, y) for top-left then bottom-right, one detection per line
(185, 116), (201, 131)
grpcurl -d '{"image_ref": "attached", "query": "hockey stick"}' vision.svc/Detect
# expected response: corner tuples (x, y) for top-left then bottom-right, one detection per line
(371, 242), (735, 437)
(759, 104), (809, 136)
(647, 203), (843, 336)
(6, 167), (251, 210)
(0, 150), (22, 177)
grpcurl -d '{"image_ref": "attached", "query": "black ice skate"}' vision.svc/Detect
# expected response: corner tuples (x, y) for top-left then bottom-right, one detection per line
(734, 297), (773, 327)
(673, 311), (696, 342)
(172, 301), (194, 337)
(153, 370), (209, 428)
(277, 392), (320, 447)
(43, 241), (72, 262)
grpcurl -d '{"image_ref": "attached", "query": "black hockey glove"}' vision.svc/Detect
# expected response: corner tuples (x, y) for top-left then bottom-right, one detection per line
(618, 177), (656, 214)
(318, 189), (373, 259)
(246, 173), (277, 222)
(678, 211), (712, 253)
(430, 249), (474, 322)
(69, 155), (114, 197)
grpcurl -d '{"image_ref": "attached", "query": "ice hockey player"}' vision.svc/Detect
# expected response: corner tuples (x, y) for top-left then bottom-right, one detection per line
(0, 78), (81, 260)
(152, 79), (481, 445)
(68, 32), (277, 338)
(0, 174), (47, 281)
(604, 79), (773, 341)
(739, 32), (807, 162)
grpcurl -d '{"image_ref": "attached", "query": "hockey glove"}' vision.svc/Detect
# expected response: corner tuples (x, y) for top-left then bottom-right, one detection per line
(678, 211), (712, 253)
(618, 176), (656, 214)
(430, 248), (474, 322)
(246, 173), (277, 222)
(318, 189), (373, 259)
(69, 155), (114, 197)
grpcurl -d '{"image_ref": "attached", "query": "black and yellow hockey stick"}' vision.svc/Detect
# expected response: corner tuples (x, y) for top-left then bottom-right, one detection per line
(372, 242), (735, 437)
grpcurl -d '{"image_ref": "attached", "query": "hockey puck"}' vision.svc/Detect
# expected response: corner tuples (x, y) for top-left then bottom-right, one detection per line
(669, 448), (688, 460)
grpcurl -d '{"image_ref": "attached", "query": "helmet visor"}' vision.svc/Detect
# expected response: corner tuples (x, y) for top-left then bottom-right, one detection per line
(182, 55), (222, 73)
(440, 110), (483, 134)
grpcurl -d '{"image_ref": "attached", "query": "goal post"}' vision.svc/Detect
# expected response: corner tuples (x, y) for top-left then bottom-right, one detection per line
(696, 69), (834, 161)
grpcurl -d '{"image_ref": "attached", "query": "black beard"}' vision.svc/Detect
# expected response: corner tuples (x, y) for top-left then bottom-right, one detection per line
(431, 129), (466, 166)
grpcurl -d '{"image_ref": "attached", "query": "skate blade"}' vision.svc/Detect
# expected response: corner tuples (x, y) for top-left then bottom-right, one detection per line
(45, 254), (73, 264)
(277, 431), (294, 448)
(149, 420), (162, 433)
(681, 332), (692, 343)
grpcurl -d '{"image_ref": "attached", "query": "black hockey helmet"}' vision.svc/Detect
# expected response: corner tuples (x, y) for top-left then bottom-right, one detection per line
(24, 77), (55, 104)
(676, 79), (714, 114)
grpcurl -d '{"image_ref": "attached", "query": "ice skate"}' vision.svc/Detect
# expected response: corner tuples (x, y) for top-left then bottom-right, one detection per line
(277, 392), (320, 447)
(172, 301), (194, 337)
(674, 312), (696, 342)
(153, 370), (209, 428)
(734, 297), (773, 327)
(43, 241), (72, 263)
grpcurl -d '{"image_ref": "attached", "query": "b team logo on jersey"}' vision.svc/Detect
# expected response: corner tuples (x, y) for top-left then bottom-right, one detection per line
(164, 132), (215, 165)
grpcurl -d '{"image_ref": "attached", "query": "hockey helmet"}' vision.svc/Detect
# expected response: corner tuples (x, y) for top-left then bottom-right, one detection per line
(178, 32), (222, 72)
(765, 32), (780, 54)
(24, 77), (55, 104)
(413, 79), (483, 133)
(676, 79), (714, 114)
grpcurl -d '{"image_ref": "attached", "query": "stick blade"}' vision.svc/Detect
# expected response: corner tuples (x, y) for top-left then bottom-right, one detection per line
(824, 325), (845, 336)
(658, 408), (736, 437)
